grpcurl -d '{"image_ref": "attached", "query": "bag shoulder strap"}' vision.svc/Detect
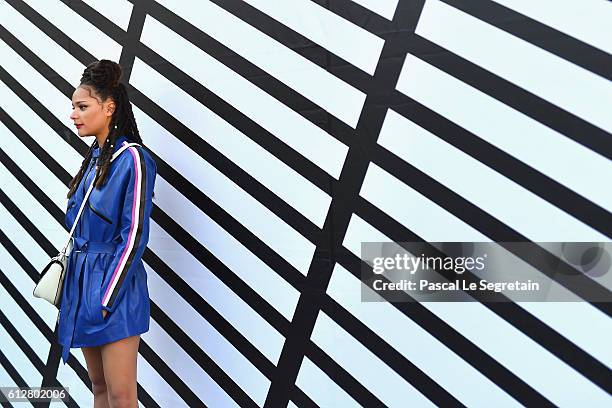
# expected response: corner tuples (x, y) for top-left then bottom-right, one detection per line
(111, 142), (141, 161)
(60, 142), (142, 254)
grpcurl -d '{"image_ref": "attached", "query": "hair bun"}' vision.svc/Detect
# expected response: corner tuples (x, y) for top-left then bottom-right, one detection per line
(81, 59), (122, 90)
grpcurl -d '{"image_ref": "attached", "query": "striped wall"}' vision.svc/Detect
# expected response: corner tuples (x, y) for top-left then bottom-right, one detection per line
(1, 0), (611, 407)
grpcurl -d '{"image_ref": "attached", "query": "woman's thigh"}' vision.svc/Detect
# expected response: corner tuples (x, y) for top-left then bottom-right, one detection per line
(82, 346), (105, 387)
(100, 336), (140, 395)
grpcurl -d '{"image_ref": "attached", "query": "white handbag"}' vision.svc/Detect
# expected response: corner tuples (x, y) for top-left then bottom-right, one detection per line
(33, 142), (140, 306)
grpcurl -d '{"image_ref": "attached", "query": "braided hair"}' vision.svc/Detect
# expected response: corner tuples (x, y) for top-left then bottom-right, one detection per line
(67, 59), (154, 199)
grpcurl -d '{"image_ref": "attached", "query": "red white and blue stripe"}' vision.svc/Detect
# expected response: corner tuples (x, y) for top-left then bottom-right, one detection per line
(101, 141), (146, 309)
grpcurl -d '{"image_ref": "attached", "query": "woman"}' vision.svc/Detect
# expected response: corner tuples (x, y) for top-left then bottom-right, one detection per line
(58, 59), (157, 408)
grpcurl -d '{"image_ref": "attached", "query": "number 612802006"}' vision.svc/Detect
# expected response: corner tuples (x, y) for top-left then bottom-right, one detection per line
(0, 386), (69, 402)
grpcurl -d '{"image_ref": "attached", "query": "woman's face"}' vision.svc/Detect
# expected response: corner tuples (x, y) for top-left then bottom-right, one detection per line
(70, 86), (114, 137)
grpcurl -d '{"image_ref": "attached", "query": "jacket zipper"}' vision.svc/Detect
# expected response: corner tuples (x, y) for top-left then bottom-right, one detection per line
(82, 158), (97, 195)
(88, 202), (113, 224)
(77, 159), (97, 236)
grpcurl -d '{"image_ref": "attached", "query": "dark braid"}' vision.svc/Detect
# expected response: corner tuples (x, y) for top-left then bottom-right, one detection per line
(67, 59), (155, 199)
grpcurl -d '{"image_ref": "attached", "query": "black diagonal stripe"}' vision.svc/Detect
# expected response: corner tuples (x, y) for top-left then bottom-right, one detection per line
(403, 34), (612, 160)
(105, 146), (147, 309)
(441, 0), (612, 81)
(305, 342), (387, 407)
(291, 387), (318, 408)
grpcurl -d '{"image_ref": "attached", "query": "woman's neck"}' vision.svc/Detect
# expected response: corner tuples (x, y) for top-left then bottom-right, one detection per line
(96, 131), (110, 149)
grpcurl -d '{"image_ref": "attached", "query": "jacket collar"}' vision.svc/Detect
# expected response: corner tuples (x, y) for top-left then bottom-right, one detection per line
(92, 135), (129, 158)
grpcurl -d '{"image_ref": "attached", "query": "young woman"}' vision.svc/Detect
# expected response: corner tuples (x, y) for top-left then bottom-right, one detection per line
(58, 59), (157, 408)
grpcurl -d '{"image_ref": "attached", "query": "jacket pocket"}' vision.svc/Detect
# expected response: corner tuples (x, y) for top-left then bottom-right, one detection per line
(88, 202), (113, 224)
(89, 270), (105, 324)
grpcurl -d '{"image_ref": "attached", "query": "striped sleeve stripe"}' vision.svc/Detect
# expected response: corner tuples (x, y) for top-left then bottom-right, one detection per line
(102, 142), (147, 308)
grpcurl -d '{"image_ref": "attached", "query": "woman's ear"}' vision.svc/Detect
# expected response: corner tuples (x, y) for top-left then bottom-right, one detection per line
(105, 100), (116, 117)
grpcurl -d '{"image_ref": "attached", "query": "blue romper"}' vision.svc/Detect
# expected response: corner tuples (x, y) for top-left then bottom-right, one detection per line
(57, 135), (157, 364)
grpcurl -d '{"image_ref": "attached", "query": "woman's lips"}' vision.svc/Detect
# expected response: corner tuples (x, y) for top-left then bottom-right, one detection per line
(76, 124), (83, 129)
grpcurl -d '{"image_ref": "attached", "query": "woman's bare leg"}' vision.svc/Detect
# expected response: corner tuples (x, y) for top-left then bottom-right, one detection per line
(82, 346), (110, 408)
(100, 335), (140, 408)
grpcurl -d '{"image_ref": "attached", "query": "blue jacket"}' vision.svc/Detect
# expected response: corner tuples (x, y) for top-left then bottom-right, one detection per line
(57, 135), (157, 364)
